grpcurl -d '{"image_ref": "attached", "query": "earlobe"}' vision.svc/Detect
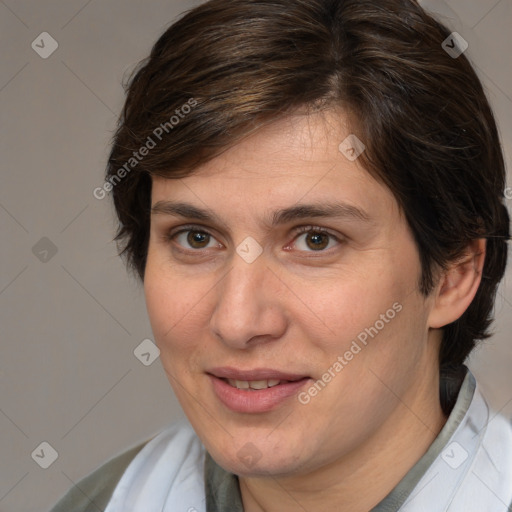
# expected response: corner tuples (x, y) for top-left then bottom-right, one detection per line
(428, 239), (486, 329)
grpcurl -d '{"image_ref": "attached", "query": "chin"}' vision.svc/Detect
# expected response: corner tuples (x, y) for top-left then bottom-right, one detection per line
(208, 436), (308, 478)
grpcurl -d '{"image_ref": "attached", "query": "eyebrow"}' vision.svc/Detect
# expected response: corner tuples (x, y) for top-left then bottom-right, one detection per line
(151, 200), (371, 228)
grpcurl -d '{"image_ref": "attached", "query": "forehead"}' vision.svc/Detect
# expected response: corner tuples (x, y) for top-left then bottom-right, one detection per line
(150, 110), (400, 222)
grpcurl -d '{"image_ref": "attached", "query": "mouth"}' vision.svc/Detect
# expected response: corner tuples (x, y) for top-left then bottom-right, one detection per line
(222, 377), (306, 390)
(207, 366), (310, 381)
(207, 367), (312, 413)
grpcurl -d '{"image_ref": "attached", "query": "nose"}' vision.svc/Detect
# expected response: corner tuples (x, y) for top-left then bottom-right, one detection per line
(209, 253), (288, 350)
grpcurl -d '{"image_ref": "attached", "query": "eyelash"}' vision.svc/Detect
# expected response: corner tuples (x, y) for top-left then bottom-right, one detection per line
(165, 224), (343, 256)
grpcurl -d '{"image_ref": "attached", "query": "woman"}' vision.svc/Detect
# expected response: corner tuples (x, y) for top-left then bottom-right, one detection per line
(52, 0), (512, 510)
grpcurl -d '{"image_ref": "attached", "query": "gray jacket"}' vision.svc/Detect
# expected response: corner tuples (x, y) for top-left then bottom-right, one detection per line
(49, 440), (148, 512)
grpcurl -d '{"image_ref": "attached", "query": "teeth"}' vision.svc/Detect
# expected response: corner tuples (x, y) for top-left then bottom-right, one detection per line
(227, 378), (282, 390)
(249, 379), (269, 390)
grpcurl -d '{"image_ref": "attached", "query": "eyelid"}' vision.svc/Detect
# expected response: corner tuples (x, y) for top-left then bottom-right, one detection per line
(166, 224), (221, 243)
(166, 223), (343, 253)
(286, 225), (343, 250)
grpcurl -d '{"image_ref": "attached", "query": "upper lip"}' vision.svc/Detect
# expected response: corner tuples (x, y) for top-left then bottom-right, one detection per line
(207, 367), (310, 382)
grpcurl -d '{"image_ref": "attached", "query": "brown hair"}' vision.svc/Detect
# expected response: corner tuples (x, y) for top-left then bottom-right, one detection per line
(106, 0), (509, 412)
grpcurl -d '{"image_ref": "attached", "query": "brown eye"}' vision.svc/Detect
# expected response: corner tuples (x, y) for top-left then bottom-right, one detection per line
(293, 227), (341, 252)
(170, 227), (220, 251)
(186, 230), (211, 249)
(304, 231), (329, 250)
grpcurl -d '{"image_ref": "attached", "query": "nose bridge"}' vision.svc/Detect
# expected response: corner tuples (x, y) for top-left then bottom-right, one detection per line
(209, 251), (285, 348)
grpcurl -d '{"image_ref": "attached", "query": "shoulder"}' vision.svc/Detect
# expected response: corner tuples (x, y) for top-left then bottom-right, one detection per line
(49, 421), (200, 512)
(48, 440), (149, 512)
(478, 395), (512, 474)
(457, 384), (512, 508)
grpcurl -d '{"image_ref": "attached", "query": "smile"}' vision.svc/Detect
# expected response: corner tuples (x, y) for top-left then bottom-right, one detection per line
(226, 378), (282, 389)
(208, 372), (311, 413)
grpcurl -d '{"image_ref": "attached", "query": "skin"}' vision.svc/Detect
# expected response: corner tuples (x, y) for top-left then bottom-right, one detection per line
(144, 109), (485, 512)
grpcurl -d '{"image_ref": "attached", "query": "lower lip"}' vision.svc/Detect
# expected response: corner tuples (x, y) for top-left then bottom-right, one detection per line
(209, 375), (311, 413)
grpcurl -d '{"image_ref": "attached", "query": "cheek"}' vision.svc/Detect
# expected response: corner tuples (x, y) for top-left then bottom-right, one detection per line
(300, 265), (409, 349)
(298, 260), (427, 402)
(143, 262), (217, 372)
(144, 264), (188, 349)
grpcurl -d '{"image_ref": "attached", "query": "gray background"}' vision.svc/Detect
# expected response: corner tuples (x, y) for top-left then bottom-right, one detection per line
(0, 0), (511, 510)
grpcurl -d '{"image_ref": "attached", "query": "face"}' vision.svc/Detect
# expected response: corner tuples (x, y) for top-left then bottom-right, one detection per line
(144, 110), (438, 478)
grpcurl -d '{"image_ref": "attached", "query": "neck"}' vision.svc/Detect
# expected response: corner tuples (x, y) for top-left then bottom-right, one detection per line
(239, 367), (447, 512)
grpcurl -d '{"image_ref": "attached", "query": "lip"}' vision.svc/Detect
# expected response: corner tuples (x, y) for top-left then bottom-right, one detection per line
(207, 366), (309, 382)
(207, 367), (312, 413)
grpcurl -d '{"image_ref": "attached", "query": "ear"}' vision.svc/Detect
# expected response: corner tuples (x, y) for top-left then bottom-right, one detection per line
(428, 239), (486, 329)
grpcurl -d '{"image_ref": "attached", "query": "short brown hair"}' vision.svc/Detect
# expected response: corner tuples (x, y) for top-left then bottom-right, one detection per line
(106, 0), (509, 405)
